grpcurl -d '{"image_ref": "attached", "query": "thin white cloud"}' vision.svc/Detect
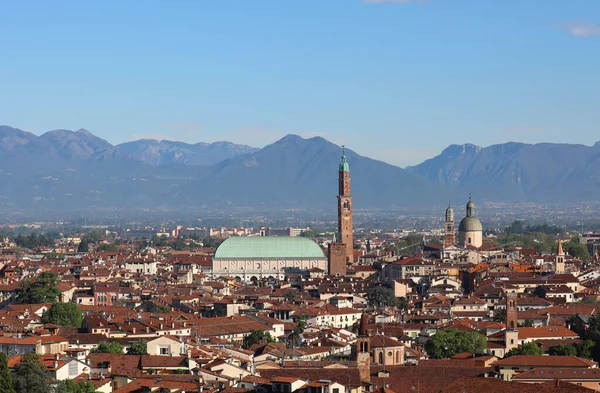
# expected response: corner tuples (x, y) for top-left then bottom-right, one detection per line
(559, 21), (600, 37)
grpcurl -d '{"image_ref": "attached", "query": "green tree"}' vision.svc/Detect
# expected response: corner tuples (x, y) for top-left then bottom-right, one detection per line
(41, 302), (83, 328)
(242, 330), (275, 349)
(12, 353), (52, 393)
(90, 341), (124, 354)
(366, 286), (399, 308)
(128, 340), (148, 355)
(96, 243), (119, 252)
(507, 342), (544, 356)
(289, 315), (307, 343)
(505, 221), (525, 234)
(518, 319), (534, 328)
(17, 272), (61, 304)
(548, 344), (578, 356)
(300, 230), (316, 239)
(77, 239), (89, 253)
(565, 237), (591, 260)
(55, 379), (98, 393)
(0, 353), (15, 393)
(284, 291), (297, 302)
(492, 309), (506, 323)
(577, 340), (596, 359)
(424, 329), (487, 359)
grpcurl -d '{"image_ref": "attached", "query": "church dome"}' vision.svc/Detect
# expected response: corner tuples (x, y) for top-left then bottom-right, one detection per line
(458, 216), (482, 232)
(459, 196), (482, 232)
(339, 146), (350, 172)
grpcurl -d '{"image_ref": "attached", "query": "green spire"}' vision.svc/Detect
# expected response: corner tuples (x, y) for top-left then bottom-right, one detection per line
(339, 145), (349, 172)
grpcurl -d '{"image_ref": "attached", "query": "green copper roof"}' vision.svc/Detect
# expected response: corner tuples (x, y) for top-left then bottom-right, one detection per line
(339, 146), (349, 172)
(214, 236), (326, 259)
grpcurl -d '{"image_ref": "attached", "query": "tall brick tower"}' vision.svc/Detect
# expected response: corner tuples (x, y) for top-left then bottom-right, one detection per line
(338, 146), (353, 260)
(444, 204), (455, 247)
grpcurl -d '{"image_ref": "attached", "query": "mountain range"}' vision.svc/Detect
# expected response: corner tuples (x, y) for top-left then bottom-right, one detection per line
(409, 142), (600, 203)
(1, 125), (599, 213)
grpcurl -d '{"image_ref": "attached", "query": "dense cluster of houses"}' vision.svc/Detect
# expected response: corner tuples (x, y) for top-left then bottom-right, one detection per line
(1, 232), (600, 393)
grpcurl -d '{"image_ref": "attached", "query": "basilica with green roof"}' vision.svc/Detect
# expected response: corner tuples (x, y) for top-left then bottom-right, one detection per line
(211, 236), (328, 282)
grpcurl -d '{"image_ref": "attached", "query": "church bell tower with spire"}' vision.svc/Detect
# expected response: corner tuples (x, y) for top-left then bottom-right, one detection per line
(338, 146), (354, 260)
(328, 146), (352, 276)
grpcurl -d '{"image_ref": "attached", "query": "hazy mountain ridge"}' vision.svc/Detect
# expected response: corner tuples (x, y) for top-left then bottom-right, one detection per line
(117, 139), (259, 166)
(1, 125), (600, 212)
(0, 126), (441, 210)
(410, 141), (600, 202)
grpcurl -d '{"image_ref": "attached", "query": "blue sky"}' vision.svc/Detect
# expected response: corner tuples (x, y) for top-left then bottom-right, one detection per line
(1, 0), (598, 166)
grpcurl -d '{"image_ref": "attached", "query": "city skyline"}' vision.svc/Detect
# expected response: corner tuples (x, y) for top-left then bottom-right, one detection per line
(1, 1), (599, 166)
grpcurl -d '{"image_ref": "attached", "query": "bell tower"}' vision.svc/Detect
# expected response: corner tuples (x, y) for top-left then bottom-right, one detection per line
(505, 291), (519, 353)
(337, 146), (353, 261)
(444, 204), (455, 247)
(555, 239), (565, 274)
(353, 313), (371, 383)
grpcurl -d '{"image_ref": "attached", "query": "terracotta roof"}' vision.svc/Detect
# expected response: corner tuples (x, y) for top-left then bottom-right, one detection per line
(513, 367), (600, 381)
(518, 326), (579, 340)
(494, 355), (597, 368)
(369, 363), (489, 393)
(442, 377), (594, 393)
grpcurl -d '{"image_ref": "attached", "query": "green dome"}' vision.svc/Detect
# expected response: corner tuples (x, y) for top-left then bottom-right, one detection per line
(214, 237), (326, 259)
(339, 146), (349, 172)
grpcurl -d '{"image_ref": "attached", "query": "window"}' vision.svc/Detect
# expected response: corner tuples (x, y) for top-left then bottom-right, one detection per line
(160, 347), (169, 355)
(379, 352), (383, 364)
(333, 389), (339, 393)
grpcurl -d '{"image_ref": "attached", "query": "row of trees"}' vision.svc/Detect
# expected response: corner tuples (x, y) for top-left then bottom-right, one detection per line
(423, 329), (597, 360)
(496, 232), (591, 259)
(13, 233), (55, 249)
(506, 340), (596, 358)
(0, 352), (97, 393)
(504, 220), (564, 235)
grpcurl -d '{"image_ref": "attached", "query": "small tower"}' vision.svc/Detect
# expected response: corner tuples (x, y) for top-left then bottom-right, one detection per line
(504, 291), (519, 354)
(353, 313), (371, 382)
(444, 204), (455, 247)
(555, 239), (565, 274)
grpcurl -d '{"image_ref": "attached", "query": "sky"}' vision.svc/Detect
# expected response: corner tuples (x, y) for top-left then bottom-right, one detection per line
(0, 0), (599, 167)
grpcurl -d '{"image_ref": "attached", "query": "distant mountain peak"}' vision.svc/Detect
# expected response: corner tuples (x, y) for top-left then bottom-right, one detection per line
(276, 134), (305, 143)
(440, 143), (482, 157)
(595, 141), (600, 148)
